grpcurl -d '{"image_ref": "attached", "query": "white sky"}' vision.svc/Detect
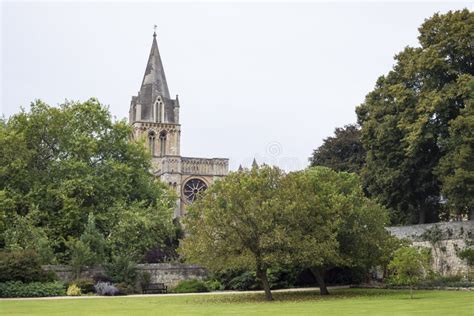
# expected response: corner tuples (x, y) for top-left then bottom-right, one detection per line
(1, 1), (471, 171)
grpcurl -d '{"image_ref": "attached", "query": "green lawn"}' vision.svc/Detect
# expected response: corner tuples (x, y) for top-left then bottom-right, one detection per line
(1, 289), (473, 316)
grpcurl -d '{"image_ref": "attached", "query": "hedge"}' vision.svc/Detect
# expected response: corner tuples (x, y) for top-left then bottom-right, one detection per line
(0, 281), (66, 298)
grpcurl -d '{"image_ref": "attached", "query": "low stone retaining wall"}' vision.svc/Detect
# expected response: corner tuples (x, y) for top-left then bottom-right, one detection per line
(43, 263), (208, 287)
(387, 221), (473, 276)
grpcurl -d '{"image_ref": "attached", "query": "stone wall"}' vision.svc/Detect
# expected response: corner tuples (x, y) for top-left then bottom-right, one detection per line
(387, 221), (473, 276)
(43, 263), (208, 287)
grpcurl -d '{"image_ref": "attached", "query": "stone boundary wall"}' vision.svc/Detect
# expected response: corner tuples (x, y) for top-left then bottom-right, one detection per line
(43, 263), (208, 287)
(387, 221), (473, 276)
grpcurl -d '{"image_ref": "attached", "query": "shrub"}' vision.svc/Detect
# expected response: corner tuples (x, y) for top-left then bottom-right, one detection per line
(104, 255), (137, 286)
(115, 282), (136, 295)
(66, 284), (82, 296)
(228, 271), (260, 291)
(0, 281), (65, 298)
(73, 278), (95, 294)
(172, 279), (209, 293)
(417, 275), (473, 288)
(205, 279), (223, 291)
(94, 282), (119, 296)
(0, 249), (57, 283)
(458, 248), (474, 266)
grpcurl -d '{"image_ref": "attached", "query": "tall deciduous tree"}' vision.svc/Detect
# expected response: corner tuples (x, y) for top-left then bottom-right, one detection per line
(309, 124), (365, 174)
(0, 99), (175, 260)
(356, 10), (474, 224)
(436, 80), (474, 219)
(179, 166), (287, 301)
(282, 167), (394, 295)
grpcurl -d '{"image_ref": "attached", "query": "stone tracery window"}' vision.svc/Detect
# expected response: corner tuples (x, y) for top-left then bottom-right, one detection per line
(183, 178), (207, 203)
(159, 131), (167, 156)
(148, 130), (156, 156)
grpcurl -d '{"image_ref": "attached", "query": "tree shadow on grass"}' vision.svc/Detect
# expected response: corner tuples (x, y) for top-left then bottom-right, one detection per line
(187, 288), (412, 305)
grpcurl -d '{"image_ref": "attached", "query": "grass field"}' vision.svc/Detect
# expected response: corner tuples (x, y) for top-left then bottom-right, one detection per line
(0, 288), (473, 316)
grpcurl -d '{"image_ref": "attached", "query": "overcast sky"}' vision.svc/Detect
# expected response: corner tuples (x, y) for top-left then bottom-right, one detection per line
(1, 1), (470, 171)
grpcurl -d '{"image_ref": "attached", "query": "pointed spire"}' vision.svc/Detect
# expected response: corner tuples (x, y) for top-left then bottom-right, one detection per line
(252, 158), (258, 169)
(141, 30), (170, 99)
(238, 164), (243, 172)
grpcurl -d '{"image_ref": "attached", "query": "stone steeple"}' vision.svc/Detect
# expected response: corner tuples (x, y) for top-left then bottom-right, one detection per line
(141, 31), (170, 99)
(129, 31), (179, 124)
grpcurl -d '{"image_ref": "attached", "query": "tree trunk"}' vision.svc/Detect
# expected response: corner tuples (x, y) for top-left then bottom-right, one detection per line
(311, 268), (329, 295)
(418, 208), (426, 224)
(469, 208), (474, 221)
(256, 265), (273, 301)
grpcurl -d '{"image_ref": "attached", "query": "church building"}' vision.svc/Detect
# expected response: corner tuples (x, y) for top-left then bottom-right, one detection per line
(129, 31), (229, 217)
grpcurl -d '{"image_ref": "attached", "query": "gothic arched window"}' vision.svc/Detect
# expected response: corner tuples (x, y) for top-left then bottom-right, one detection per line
(159, 131), (167, 156)
(148, 130), (156, 156)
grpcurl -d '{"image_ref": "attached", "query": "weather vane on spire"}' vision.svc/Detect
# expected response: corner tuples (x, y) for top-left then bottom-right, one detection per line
(153, 25), (157, 37)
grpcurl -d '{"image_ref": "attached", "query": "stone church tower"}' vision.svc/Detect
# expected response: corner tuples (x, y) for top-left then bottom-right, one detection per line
(129, 31), (229, 217)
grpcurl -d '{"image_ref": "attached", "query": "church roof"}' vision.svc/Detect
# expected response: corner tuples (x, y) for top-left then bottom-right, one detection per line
(140, 31), (170, 99)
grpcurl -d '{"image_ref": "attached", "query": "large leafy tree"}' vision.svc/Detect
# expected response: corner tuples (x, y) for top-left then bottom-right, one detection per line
(436, 80), (474, 219)
(282, 167), (395, 295)
(179, 166), (288, 301)
(309, 124), (365, 174)
(0, 99), (175, 261)
(356, 10), (474, 224)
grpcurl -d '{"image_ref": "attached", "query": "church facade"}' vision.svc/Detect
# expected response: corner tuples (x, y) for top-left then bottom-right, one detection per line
(129, 32), (229, 217)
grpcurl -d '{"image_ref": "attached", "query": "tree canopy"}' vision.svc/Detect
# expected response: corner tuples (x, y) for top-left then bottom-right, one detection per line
(180, 165), (287, 301)
(180, 165), (395, 298)
(356, 9), (474, 224)
(309, 124), (365, 174)
(281, 167), (395, 295)
(0, 99), (175, 262)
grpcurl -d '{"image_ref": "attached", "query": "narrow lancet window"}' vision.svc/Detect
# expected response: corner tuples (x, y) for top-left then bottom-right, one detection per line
(148, 130), (156, 156)
(159, 131), (167, 156)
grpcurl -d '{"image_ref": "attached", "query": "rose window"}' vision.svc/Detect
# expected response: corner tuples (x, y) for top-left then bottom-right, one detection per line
(183, 178), (208, 203)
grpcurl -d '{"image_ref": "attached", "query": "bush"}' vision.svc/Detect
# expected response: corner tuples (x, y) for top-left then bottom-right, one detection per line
(0, 250), (57, 283)
(205, 279), (223, 291)
(94, 282), (119, 296)
(228, 271), (260, 291)
(458, 248), (474, 266)
(0, 281), (65, 298)
(73, 278), (95, 294)
(417, 275), (474, 288)
(115, 282), (136, 295)
(104, 255), (137, 286)
(66, 284), (82, 296)
(172, 279), (209, 293)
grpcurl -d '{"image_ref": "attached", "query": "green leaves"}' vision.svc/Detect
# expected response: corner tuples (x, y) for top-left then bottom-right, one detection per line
(180, 165), (393, 298)
(388, 246), (431, 295)
(357, 9), (474, 223)
(309, 124), (365, 174)
(0, 98), (175, 262)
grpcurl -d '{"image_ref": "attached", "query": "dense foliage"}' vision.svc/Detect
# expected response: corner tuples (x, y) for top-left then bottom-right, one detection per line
(356, 9), (474, 224)
(172, 279), (210, 293)
(0, 281), (65, 298)
(0, 99), (176, 263)
(0, 250), (56, 283)
(388, 246), (431, 298)
(281, 167), (397, 295)
(309, 124), (365, 173)
(180, 165), (396, 299)
(180, 166), (287, 300)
